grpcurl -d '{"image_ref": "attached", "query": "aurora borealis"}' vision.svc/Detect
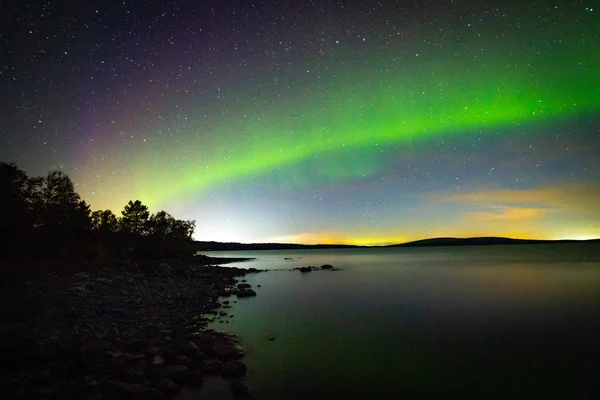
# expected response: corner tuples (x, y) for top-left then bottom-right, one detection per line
(2, 1), (599, 244)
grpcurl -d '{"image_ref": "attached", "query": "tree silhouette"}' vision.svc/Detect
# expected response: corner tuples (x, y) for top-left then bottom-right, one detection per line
(148, 210), (196, 240)
(91, 209), (119, 233)
(172, 219), (195, 241)
(36, 170), (90, 235)
(0, 162), (36, 254)
(148, 210), (173, 238)
(120, 200), (150, 235)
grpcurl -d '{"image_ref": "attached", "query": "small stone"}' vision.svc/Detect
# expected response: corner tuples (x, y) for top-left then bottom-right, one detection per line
(153, 355), (164, 365)
(147, 346), (164, 356)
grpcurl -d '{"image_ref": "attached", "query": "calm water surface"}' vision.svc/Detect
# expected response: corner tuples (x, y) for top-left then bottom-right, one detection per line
(203, 243), (600, 398)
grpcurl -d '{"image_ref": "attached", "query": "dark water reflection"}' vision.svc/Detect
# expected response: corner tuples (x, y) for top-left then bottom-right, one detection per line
(204, 243), (600, 398)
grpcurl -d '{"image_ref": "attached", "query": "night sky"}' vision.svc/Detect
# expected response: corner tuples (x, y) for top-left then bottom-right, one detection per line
(2, 0), (599, 244)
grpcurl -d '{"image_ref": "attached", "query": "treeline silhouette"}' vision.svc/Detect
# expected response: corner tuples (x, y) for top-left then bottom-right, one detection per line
(195, 241), (358, 251)
(1, 162), (196, 260)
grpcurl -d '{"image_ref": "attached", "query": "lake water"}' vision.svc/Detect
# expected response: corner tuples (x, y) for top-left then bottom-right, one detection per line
(203, 243), (600, 398)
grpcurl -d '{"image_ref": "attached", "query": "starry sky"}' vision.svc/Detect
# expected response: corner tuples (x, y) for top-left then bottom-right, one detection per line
(2, 0), (599, 244)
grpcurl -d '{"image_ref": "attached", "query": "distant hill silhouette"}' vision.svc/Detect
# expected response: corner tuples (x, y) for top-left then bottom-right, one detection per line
(388, 237), (600, 247)
(196, 237), (600, 251)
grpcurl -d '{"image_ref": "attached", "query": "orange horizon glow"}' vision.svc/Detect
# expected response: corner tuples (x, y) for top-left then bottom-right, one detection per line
(264, 232), (600, 246)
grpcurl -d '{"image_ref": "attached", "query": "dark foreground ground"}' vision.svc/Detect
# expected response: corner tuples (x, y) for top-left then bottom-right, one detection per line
(0, 255), (261, 399)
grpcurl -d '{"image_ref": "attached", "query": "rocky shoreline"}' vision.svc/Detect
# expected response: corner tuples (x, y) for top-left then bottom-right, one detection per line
(0, 255), (263, 399)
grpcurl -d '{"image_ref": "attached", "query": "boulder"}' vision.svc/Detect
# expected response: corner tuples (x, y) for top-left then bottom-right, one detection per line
(237, 283), (251, 289)
(320, 264), (334, 270)
(221, 360), (247, 379)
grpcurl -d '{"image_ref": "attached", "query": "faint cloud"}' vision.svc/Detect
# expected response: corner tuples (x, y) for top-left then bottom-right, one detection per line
(467, 207), (547, 222)
(432, 183), (600, 216)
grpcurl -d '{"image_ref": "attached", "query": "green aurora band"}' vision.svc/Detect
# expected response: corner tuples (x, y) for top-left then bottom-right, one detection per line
(89, 29), (599, 210)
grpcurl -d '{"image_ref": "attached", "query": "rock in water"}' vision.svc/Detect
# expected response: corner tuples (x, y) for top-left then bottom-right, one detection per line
(237, 283), (251, 289)
(221, 360), (247, 379)
(236, 289), (256, 298)
(320, 264), (334, 270)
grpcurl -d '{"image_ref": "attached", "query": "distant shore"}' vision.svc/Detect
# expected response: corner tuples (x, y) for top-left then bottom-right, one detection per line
(196, 237), (600, 251)
(0, 255), (261, 399)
